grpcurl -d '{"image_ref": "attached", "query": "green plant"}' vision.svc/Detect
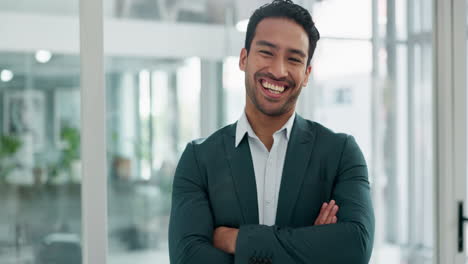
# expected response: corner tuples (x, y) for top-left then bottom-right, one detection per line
(47, 126), (80, 182)
(60, 126), (80, 170)
(0, 135), (22, 181)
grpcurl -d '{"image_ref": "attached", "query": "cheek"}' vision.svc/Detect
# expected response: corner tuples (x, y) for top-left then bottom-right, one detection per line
(246, 66), (259, 82)
(245, 70), (257, 89)
(297, 71), (308, 84)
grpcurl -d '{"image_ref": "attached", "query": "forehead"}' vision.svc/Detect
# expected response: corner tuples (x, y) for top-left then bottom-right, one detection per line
(252, 17), (309, 53)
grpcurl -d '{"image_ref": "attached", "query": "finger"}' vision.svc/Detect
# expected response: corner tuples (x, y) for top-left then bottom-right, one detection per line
(213, 229), (220, 248)
(315, 203), (330, 225)
(329, 204), (339, 218)
(314, 203), (328, 225)
(319, 202), (328, 213)
(318, 200), (335, 225)
(325, 205), (339, 224)
(332, 216), (337, 224)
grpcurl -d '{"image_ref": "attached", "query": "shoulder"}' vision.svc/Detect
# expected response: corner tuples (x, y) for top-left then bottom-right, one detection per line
(296, 114), (349, 144)
(297, 115), (365, 164)
(295, 115), (362, 157)
(188, 122), (235, 151)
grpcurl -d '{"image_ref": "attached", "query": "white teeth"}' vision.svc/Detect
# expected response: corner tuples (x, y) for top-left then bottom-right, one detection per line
(262, 81), (285, 93)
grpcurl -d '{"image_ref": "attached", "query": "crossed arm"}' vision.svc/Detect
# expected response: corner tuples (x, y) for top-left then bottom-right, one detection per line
(169, 136), (374, 264)
(212, 200), (339, 254)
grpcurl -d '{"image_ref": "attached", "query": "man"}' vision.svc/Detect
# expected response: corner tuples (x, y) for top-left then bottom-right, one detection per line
(168, 0), (374, 263)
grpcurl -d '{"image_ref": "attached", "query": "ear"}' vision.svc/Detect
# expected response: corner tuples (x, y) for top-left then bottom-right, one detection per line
(302, 65), (312, 87)
(239, 48), (248, 72)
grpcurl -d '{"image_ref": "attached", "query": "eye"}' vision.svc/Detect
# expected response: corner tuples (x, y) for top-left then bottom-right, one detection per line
(289, 57), (302, 63)
(259, 50), (273, 56)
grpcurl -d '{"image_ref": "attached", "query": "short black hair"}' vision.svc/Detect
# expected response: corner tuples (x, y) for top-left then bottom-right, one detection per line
(244, 0), (320, 66)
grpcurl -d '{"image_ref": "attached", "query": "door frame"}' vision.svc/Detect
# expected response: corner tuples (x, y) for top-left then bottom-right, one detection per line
(434, 0), (467, 263)
(79, 0), (108, 263)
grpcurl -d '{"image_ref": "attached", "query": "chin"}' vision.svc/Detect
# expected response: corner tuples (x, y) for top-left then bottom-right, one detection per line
(258, 105), (288, 117)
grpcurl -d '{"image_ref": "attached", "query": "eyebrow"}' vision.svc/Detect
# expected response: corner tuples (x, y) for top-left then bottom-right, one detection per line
(256, 40), (307, 58)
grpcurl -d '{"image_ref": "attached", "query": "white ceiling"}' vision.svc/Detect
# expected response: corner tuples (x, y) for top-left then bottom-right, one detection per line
(0, 0), (313, 23)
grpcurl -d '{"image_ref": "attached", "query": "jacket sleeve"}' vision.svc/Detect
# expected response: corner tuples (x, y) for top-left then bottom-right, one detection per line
(234, 135), (375, 264)
(168, 142), (234, 264)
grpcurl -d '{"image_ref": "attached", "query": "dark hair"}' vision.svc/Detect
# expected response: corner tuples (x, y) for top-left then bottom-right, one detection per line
(244, 0), (320, 66)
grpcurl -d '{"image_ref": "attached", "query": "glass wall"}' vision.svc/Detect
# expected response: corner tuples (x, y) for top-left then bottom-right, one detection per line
(0, 0), (437, 263)
(360, 0), (433, 263)
(104, 2), (231, 264)
(106, 57), (201, 263)
(0, 2), (82, 263)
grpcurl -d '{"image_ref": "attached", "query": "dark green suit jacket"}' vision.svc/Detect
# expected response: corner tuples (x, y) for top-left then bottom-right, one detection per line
(169, 114), (374, 264)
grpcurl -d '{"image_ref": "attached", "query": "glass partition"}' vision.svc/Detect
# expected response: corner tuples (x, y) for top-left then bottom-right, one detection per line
(0, 3), (82, 263)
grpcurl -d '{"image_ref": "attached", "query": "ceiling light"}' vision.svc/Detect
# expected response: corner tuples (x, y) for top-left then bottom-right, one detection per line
(0, 69), (13, 82)
(236, 19), (249, 33)
(35, 50), (52, 63)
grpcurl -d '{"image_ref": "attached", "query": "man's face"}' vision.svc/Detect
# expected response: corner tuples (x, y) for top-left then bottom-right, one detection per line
(239, 17), (312, 117)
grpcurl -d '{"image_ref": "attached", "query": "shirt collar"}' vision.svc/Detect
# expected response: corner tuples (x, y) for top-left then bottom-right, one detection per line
(235, 110), (296, 148)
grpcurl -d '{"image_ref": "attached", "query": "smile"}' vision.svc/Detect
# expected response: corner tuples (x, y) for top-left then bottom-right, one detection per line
(261, 80), (287, 94)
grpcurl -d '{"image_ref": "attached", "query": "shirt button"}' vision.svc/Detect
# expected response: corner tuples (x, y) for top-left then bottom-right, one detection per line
(265, 200), (271, 205)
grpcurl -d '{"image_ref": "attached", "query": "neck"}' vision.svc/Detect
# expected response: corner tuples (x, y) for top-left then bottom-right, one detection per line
(244, 104), (294, 139)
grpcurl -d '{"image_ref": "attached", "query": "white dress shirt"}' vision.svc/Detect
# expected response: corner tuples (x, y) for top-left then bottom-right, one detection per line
(235, 111), (296, 226)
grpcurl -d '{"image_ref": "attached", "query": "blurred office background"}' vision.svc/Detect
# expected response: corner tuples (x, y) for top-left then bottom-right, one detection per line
(0, 0), (443, 263)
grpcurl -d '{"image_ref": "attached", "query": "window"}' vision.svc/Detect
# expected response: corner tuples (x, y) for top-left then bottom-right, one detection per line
(0, 2), (82, 263)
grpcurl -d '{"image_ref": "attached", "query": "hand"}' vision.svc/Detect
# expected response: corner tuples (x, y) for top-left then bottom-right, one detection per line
(213, 226), (239, 254)
(314, 200), (339, 225)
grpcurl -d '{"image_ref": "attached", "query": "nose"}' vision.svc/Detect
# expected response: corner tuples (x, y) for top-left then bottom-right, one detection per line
(269, 57), (288, 79)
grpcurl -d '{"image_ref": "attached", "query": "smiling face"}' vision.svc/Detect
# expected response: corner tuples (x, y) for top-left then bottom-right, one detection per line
(240, 17), (312, 117)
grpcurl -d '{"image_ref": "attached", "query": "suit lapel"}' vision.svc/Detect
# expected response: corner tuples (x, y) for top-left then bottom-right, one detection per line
(223, 123), (259, 225)
(275, 115), (316, 226)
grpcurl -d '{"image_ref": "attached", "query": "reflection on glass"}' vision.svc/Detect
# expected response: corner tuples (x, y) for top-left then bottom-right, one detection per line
(107, 57), (200, 263)
(1, 0), (83, 261)
(0, 51), (82, 262)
